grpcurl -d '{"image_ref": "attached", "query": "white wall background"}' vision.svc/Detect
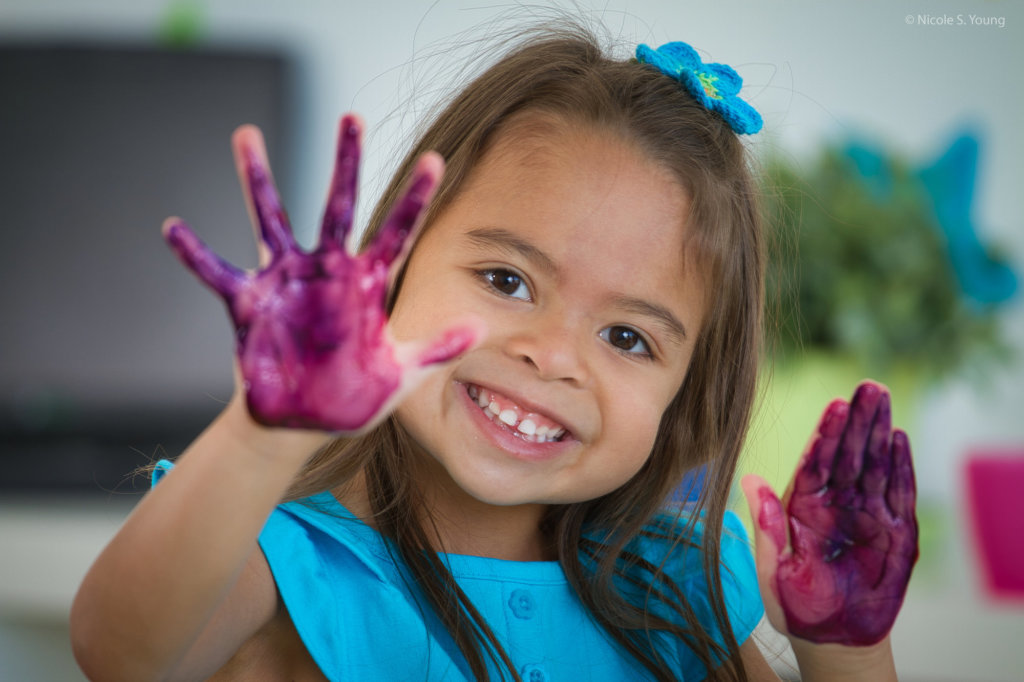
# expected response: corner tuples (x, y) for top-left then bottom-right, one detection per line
(1, 1), (1022, 679)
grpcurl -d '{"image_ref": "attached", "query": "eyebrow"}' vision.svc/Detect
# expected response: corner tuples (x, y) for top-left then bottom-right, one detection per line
(465, 227), (558, 276)
(611, 296), (688, 344)
(464, 226), (688, 344)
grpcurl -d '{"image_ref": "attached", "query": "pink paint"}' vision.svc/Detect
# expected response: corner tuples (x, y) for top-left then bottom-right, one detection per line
(164, 115), (475, 432)
(965, 452), (1024, 600)
(757, 486), (786, 553)
(757, 381), (919, 646)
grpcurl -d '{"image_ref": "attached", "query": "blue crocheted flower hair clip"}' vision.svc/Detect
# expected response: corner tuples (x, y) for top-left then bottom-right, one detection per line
(635, 41), (763, 135)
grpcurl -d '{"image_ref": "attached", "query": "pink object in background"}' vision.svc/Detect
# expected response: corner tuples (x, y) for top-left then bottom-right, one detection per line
(965, 452), (1024, 600)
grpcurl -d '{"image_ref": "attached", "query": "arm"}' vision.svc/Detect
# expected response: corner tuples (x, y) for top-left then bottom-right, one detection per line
(70, 115), (479, 681)
(740, 638), (784, 681)
(788, 638), (897, 682)
(738, 637), (896, 682)
(71, 398), (317, 681)
(741, 380), (917, 681)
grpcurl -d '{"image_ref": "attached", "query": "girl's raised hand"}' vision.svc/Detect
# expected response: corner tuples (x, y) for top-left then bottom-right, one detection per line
(163, 114), (479, 433)
(742, 381), (918, 648)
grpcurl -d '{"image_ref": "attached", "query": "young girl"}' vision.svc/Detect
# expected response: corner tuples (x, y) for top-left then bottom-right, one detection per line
(71, 26), (917, 681)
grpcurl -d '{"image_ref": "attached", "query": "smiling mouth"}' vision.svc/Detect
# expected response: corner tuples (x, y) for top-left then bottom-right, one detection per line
(466, 384), (568, 443)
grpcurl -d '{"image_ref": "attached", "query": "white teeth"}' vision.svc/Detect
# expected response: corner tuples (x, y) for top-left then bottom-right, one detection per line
(468, 384), (567, 443)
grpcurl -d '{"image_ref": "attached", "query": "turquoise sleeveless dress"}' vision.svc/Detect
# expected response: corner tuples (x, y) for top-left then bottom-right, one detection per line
(153, 460), (763, 680)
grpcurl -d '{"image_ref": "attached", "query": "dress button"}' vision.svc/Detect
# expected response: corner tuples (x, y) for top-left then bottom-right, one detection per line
(508, 589), (536, 620)
(520, 663), (548, 682)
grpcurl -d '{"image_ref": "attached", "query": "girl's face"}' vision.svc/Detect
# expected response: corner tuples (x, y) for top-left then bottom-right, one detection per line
(390, 117), (704, 510)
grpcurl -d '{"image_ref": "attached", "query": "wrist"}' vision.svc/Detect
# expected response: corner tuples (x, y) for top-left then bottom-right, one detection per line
(219, 394), (333, 466)
(790, 635), (897, 682)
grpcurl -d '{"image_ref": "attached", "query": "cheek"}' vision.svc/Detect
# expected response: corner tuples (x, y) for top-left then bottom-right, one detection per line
(636, 410), (668, 470)
(605, 386), (670, 465)
(394, 373), (446, 454)
(387, 280), (429, 343)
(388, 265), (460, 342)
(595, 394), (679, 502)
(609, 364), (689, 466)
(609, 358), (686, 429)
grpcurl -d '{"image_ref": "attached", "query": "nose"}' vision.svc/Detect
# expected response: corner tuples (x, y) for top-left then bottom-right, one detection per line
(504, 309), (590, 386)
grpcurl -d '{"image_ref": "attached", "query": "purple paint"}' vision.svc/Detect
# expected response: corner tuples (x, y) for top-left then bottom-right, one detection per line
(164, 115), (475, 431)
(758, 381), (919, 646)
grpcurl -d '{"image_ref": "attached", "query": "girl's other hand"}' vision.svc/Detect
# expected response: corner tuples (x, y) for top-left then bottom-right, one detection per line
(741, 380), (918, 649)
(163, 114), (480, 433)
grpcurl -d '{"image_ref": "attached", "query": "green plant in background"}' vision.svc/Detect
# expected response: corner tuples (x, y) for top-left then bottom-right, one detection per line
(158, 0), (206, 48)
(761, 137), (1013, 380)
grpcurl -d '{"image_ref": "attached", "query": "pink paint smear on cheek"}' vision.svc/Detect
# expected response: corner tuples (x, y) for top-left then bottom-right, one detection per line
(164, 115), (475, 432)
(758, 382), (919, 646)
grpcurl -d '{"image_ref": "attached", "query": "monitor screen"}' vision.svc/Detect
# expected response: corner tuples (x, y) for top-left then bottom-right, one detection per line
(0, 44), (294, 493)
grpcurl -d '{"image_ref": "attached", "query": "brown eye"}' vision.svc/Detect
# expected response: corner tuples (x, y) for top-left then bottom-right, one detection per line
(608, 326), (638, 350)
(600, 325), (652, 358)
(482, 268), (530, 300)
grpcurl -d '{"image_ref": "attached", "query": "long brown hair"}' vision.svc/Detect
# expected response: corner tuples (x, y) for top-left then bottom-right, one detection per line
(287, 24), (763, 682)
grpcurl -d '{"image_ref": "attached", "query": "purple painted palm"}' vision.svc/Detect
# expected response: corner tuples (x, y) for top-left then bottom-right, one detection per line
(752, 381), (918, 646)
(163, 115), (477, 432)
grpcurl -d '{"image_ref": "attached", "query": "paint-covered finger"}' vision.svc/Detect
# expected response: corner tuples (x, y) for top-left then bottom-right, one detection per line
(794, 399), (849, 494)
(886, 429), (917, 521)
(232, 124), (295, 262)
(831, 381), (884, 487)
(364, 152), (443, 269)
(318, 114), (362, 250)
(414, 321), (484, 368)
(740, 474), (789, 633)
(393, 317), (484, 374)
(862, 390), (893, 498)
(742, 474), (788, 557)
(162, 217), (244, 298)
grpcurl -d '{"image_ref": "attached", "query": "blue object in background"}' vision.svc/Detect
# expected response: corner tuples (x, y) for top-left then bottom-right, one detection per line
(845, 142), (895, 200)
(917, 132), (1017, 305)
(844, 131), (1018, 306)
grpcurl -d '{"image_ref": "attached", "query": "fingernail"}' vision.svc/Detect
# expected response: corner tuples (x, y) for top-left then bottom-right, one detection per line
(893, 429), (911, 456)
(821, 400), (848, 436)
(854, 380), (882, 404)
(412, 171), (434, 192)
(878, 390), (891, 419)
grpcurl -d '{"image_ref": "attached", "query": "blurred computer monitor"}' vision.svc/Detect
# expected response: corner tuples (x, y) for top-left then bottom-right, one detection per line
(0, 44), (294, 493)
